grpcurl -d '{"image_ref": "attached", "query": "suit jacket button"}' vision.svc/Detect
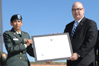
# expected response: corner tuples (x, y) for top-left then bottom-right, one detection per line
(20, 57), (22, 59)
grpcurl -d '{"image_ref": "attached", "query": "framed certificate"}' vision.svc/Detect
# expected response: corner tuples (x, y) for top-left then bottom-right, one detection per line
(32, 33), (73, 62)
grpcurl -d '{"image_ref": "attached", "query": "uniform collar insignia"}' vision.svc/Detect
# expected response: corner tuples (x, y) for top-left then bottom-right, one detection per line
(14, 33), (16, 34)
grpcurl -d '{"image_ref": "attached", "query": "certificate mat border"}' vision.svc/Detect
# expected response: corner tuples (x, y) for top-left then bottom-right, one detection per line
(32, 33), (73, 62)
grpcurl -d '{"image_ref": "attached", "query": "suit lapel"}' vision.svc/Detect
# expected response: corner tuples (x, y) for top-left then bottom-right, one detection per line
(66, 21), (74, 38)
(73, 17), (86, 38)
(21, 31), (26, 44)
(70, 21), (75, 35)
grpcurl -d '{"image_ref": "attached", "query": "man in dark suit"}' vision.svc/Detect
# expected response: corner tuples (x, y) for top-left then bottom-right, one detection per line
(97, 30), (99, 66)
(0, 51), (7, 66)
(95, 30), (99, 66)
(3, 14), (34, 66)
(64, 2), (98, 66)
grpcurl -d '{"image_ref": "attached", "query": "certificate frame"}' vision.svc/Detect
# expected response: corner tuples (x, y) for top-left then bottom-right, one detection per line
(32, 33), (73, 62)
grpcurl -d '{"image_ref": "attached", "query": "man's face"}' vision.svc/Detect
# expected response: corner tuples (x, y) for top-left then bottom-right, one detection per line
(72, 3), (85, 21)
(10, 20), (23, 30)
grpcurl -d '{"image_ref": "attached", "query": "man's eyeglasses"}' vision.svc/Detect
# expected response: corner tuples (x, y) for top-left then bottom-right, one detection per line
(72, 8), (83, 11)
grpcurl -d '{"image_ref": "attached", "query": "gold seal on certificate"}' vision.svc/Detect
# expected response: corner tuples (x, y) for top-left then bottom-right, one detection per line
(32, 33), (73, 62)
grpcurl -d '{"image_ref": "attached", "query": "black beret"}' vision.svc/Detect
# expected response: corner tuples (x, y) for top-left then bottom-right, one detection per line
(10, 14), (22, 22)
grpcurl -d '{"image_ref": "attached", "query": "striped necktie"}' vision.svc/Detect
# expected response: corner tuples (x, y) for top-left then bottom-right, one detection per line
(71, 21), (79, 38)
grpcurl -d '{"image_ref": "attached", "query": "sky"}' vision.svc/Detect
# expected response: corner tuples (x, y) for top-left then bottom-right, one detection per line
(2, 0), (99, 62)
